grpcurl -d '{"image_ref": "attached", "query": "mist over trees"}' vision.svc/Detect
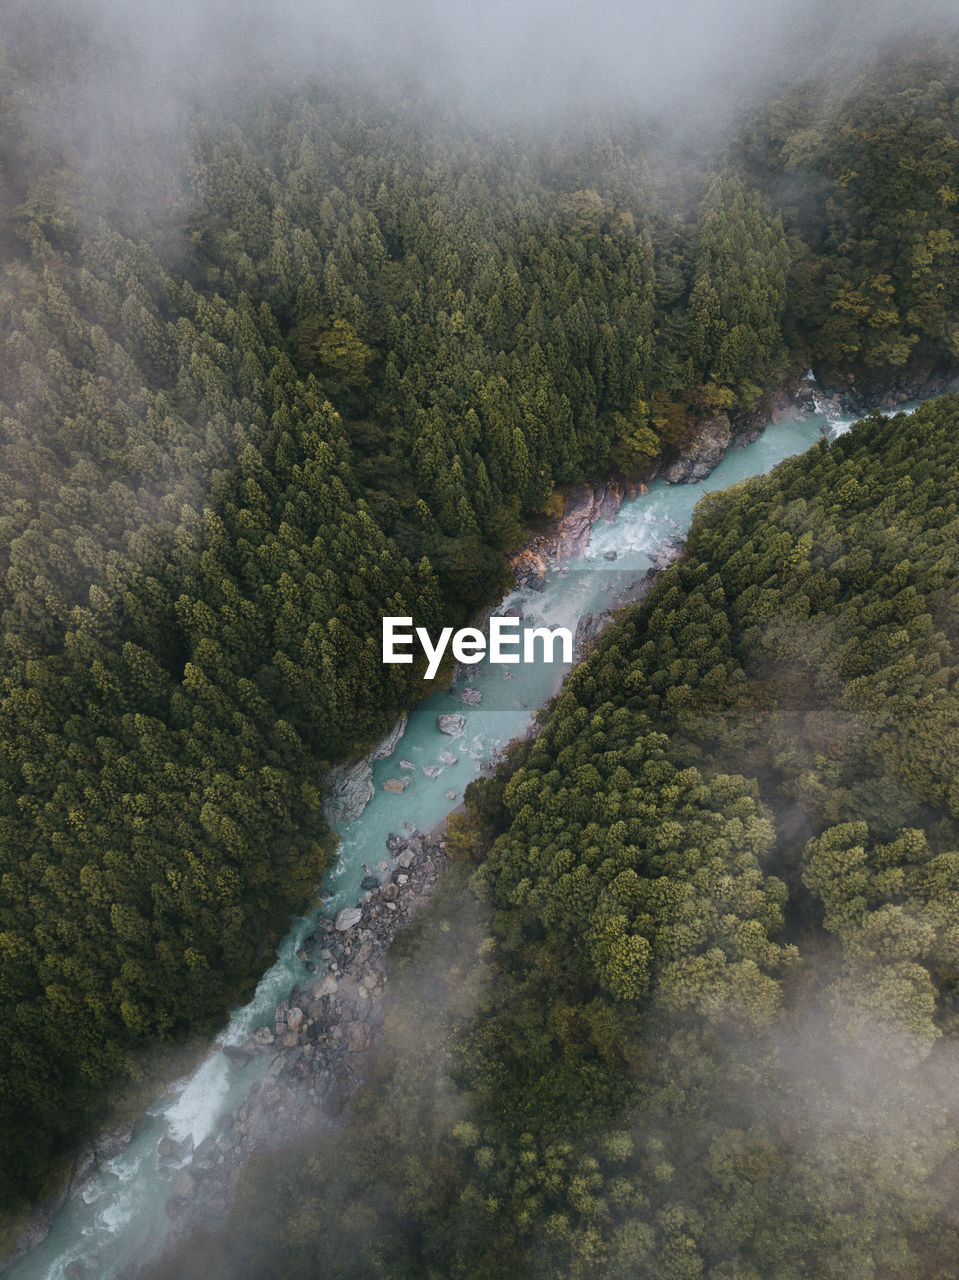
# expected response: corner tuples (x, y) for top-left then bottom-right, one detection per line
(2, 1), (959, 1255)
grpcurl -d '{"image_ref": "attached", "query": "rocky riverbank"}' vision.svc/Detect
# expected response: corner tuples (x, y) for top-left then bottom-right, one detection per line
(146, 825), (449, 1256)
(813, 363), (959, 417)
(507, 383), (796, 592)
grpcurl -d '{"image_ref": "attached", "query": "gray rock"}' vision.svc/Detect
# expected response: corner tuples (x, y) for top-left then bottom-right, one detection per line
(312, 972), (338, 999)
(397, 849), (416, 869)
(223, 1045), (253, 1068)
(322, 755), (374, 825)
(158, 1134), (192, 1163)
(370, 716), (407, 761)
(574, 610), (609, 656)
(173, 1170), (196, 1199)
(95, 1119), (135, 1163)
(69, 1145), (97, 1196)
(438, 714), (466, 736)
(192, 1135), (221, 1171)
(439, 751), (458, 765)
(383, 777), (410, 793)
(422, 764), (443, 778)
(323, 716), (407, 824)
(335, 907), (363, 932)
(603, 549), (617, 561)
(461, 687), (483, 705)
(252, 1026), (274, 1048)
(286, 1006), (305, 1032)
(662, 413), (731, 483)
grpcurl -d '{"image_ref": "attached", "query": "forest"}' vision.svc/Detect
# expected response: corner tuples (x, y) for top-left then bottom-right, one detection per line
(2, 6), (959, 1245)
(148, 392), (959, 1279)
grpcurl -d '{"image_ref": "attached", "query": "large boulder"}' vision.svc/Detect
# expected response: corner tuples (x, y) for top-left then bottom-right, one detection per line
(312, 972), (338, 1000)
(438, 713), (466, 736)
(335, 906), (363, 932)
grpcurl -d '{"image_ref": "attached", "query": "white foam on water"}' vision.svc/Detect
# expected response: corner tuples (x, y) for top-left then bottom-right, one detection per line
(98, 1186), (139, 1233)
(164, 1054), (231, 1147)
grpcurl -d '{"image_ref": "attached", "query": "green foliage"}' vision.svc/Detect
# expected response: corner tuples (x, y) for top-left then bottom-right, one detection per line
(736, 38), (959, 376)
(5, 19), (959, 1234)
(148, 394), (959, 1278)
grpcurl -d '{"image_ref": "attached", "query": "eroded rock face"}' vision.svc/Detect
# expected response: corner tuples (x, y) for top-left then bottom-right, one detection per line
(323, 716), (407, 824)
(508, 479), (641, 589)
(552, 480), (631, 559)
(370, 717), (408, 761)
(662, 414), (732, 483)
(322, 756), (374, 824)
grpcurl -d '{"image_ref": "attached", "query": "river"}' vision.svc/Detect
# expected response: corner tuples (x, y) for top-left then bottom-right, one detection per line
(6, 388), (922, 1279)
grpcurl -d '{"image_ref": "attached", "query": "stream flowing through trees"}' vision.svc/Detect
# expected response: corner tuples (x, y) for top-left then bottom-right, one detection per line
(9, 392), (920, 1280)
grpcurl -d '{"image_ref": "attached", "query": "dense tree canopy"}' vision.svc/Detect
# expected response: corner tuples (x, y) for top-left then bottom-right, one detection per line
(149, 394), (959, 1279)
(3, 18), (959, 1227)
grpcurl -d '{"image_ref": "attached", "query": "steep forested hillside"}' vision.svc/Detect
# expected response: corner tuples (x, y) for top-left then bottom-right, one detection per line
(150, 395), (959, 1279)
(2, 18), (959, 1218)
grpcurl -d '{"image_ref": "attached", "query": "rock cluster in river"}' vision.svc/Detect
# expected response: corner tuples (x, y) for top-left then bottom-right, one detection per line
(156, 826), (449, 1244)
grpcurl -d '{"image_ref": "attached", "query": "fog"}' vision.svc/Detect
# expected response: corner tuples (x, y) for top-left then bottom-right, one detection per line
(6, 0), (958, 149)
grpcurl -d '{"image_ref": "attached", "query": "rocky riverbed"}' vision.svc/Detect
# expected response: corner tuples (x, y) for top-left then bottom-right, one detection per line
(106, 825), (450, 1273)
